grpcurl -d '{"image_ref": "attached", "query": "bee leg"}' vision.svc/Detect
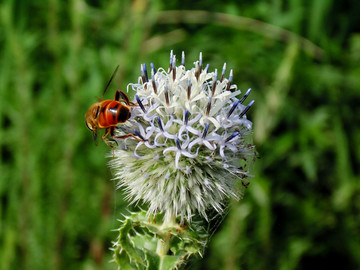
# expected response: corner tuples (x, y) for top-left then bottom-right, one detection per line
(113, 133), (144, 140)
(103, 128), (118, 158)
(115, 90), (137, 106)
(109, 126), (144, 141)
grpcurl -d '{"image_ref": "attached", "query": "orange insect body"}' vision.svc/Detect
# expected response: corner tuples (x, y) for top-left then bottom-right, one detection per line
(98, 100), (131, 127)
(85, 66), (142, 146)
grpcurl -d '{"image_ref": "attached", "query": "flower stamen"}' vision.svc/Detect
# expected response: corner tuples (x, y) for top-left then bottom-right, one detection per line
(227, 100), (240, 118)
(226, 69), (233, 90)
(141, 63), (148, 83)
(239, 100), (255, 118)
(157, 116), (164, 132)
(239, 88), (252, 104)
(171, 55), (176, 81)
(151, 62), (156, 76)
(135, 95), (146, 113)
(211, 70), (218, 96)
(184, 110), (189, 125)
(202, 123), (210, 138)
(176, 138), (182, 150)
(225, 131), (240, 143)
(204, 64), (209, 74)
(169, 50), (174, 72)
(206, 97), (212, 116)
(195, 52), (203, 80)
(220, 63), (226, 82)
(152, 79), (157, 95)
(164, 85), (170, 106)
(187, 79), (191, 100)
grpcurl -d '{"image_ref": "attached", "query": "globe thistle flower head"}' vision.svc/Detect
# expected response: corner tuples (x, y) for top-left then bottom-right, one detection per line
(109, 51), (256, 221)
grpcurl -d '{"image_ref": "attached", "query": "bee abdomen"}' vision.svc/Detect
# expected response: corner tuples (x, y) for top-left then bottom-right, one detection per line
(117, 105), (131, 123)
(98, 100), (130, 127)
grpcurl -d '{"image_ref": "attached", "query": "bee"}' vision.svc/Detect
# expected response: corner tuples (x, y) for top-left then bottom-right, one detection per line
(85, 66), (142, 146)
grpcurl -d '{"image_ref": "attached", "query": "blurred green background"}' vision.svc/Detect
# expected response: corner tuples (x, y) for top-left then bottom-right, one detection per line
(1, 0), (360, 269)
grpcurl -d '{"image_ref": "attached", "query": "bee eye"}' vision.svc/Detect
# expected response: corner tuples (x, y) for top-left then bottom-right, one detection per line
(93, 106), (100, 118)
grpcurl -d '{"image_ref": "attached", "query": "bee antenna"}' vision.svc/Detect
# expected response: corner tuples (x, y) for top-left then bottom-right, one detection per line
(102, 65), (120, 98)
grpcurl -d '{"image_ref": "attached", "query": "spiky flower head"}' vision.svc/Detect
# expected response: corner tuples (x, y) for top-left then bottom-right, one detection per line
(109, 51), (256, 221)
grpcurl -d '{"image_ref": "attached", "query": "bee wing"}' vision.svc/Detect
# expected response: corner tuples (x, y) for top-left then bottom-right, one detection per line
(102, 65), (120, 98)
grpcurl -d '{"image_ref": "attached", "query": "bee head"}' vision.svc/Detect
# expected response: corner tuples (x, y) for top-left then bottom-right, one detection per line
(85, 103), (101, 143)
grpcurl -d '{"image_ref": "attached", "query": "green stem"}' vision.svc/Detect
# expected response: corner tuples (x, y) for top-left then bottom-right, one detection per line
(156, 213), (177, 256)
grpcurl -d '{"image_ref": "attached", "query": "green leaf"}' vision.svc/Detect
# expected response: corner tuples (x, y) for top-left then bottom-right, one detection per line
(112, 211), (208, 269)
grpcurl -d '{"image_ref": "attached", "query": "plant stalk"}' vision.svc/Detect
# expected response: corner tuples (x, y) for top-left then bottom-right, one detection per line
(156, 213), (177, 256)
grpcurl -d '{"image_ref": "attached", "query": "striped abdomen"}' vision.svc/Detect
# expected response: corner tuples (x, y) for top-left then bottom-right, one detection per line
(98, 100), (131, 128)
